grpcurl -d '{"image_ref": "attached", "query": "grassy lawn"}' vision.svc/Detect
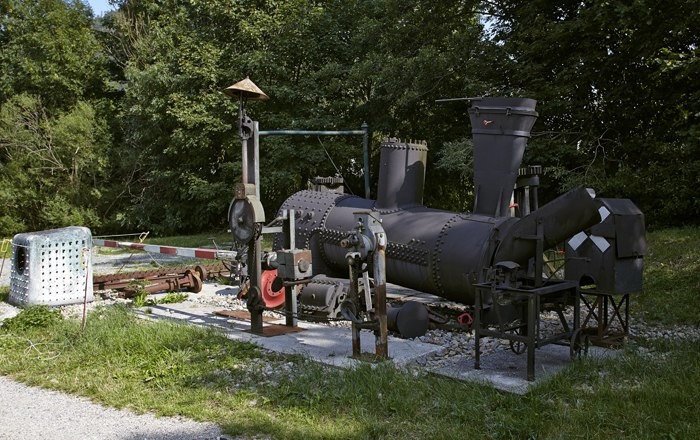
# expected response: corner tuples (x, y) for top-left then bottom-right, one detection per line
(0, 227), (699, 439)
(636, 227), (700, 326)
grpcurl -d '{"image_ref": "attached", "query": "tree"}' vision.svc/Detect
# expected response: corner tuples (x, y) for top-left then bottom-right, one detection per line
(100, 0), (492, 235)
(486, 0), (700, 226)
(0, 0), (106, 110)
(0, 0), (112, 235)
(0, 94), (110, 235)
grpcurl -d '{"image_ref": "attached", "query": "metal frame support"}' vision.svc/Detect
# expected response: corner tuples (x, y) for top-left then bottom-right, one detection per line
(238, 104), (266, 335)
(474, 279), (579, 381)
(579, 292), (630, 347)
(284, 209), (298, 328)
(373, 228), (388, 358)
(341, 212), (388, 360)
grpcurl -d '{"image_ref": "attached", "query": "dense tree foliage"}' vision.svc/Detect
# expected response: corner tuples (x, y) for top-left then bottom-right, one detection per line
(486, 0), (700, 226)
(0, 0), (697, 236)
(0, 0), (110, 233)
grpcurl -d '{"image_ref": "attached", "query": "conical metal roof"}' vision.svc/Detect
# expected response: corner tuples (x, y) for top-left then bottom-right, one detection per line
(223, 77), (269, 100)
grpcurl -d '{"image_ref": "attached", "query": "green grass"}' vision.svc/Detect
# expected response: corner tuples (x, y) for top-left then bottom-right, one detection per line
(94, 231), (232, 255)
(142, 231), (232, 249)
(0, 305), (698, 439)
(636, 227), (700, 326)
(1, 227), (699, 438)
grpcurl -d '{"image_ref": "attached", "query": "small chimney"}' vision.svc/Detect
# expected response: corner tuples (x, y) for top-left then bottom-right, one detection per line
(375, 138), (428, 211)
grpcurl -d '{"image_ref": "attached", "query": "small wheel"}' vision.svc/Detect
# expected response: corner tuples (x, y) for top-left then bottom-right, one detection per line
(260, 269), (285, 309)
(229, 198), (256, 245)
(509, 326), (527, 355)
(194, 265), (208, 281)
(186, 270), (203, 293)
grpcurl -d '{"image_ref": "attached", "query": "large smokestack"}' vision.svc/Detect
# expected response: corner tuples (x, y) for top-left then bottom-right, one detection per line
(469, 97), (538, 217)
(375, 138), (428, 211)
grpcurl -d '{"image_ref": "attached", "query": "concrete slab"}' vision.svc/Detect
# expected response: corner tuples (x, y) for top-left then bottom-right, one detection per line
(429, 344), (617, 394)
(140, 283), (444, 369)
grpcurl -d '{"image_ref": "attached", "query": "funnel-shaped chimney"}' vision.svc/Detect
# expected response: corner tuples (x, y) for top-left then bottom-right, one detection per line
(469, 97), (538, 217)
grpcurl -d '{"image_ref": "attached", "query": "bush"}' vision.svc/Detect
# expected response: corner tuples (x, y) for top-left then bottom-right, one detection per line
(1, 305), (63, 332)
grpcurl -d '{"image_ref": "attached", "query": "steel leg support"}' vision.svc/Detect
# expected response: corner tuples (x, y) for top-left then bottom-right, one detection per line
(527, 294), (537, 381)
(374, 283), (388, 359)
(247, 238), (264, 334)
(285, 285), (298, 328)
(474, 287), (482, 370)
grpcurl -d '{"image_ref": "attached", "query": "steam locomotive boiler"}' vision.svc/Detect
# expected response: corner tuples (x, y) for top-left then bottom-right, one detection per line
(274, 98), (601, 308)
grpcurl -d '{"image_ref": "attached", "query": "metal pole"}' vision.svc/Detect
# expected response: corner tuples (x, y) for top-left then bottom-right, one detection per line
(289, 209), (296, 250)
(285, 285), (298, 328)
(374, 230), (388, 359)
(349, 263), (361, 357)
(284, 208), (297, 328)
(241, 138), (248, 184)
(258, 130), (365, 136)
(249, 238), (264, 334)
(527, 294), (536, 381)
(253, 121), (260, 199)
(362, 122), (370, 199)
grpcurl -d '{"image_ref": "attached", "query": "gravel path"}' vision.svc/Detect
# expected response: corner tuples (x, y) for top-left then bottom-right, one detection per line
(0, 376), (223, 440)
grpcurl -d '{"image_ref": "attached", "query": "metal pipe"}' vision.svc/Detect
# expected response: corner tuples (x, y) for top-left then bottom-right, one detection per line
(362, 122), (370, 199)
(258, 130), (365, 136)
(253, 121), (260, 199)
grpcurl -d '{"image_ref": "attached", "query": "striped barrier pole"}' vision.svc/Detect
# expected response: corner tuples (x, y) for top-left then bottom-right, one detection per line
(92, 239), (238, 260)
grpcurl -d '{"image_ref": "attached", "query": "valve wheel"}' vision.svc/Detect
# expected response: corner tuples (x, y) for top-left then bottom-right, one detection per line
(260, 269), (285, 308)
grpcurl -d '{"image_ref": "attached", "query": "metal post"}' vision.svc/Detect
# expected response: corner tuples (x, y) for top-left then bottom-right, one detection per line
(349, 263), (361, 357)
(535, 221), (544, 287)
(362, 122), (370, 199)
(241, 138), (248, 184)
(373, 230), (388, 359)
(284, 285), (298, 328)
(474, 287), (482, 370)
(253, 121), (260, 199)
(527, 293), (537, 381)
(284, 208), (297, 328)
(288, 209), (296, 250)
(248, 237), (264, 334)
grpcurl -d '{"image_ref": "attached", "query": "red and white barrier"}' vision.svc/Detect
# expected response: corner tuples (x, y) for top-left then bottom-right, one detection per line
(92, 239), (237, 260)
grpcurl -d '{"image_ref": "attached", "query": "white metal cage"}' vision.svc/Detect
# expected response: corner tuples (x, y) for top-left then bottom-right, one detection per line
(9, 226), (93, 306)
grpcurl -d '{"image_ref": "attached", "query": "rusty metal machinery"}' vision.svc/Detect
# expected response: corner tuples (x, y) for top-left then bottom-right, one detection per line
(225, 77), (268, 334)
(274, 98), (602, 308)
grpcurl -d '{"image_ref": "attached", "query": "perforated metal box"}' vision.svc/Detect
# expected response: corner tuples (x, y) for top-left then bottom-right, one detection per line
(9, 226), (93, 306)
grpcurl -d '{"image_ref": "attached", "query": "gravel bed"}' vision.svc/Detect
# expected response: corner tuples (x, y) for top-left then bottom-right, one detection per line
(0, 376), (225, 440)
